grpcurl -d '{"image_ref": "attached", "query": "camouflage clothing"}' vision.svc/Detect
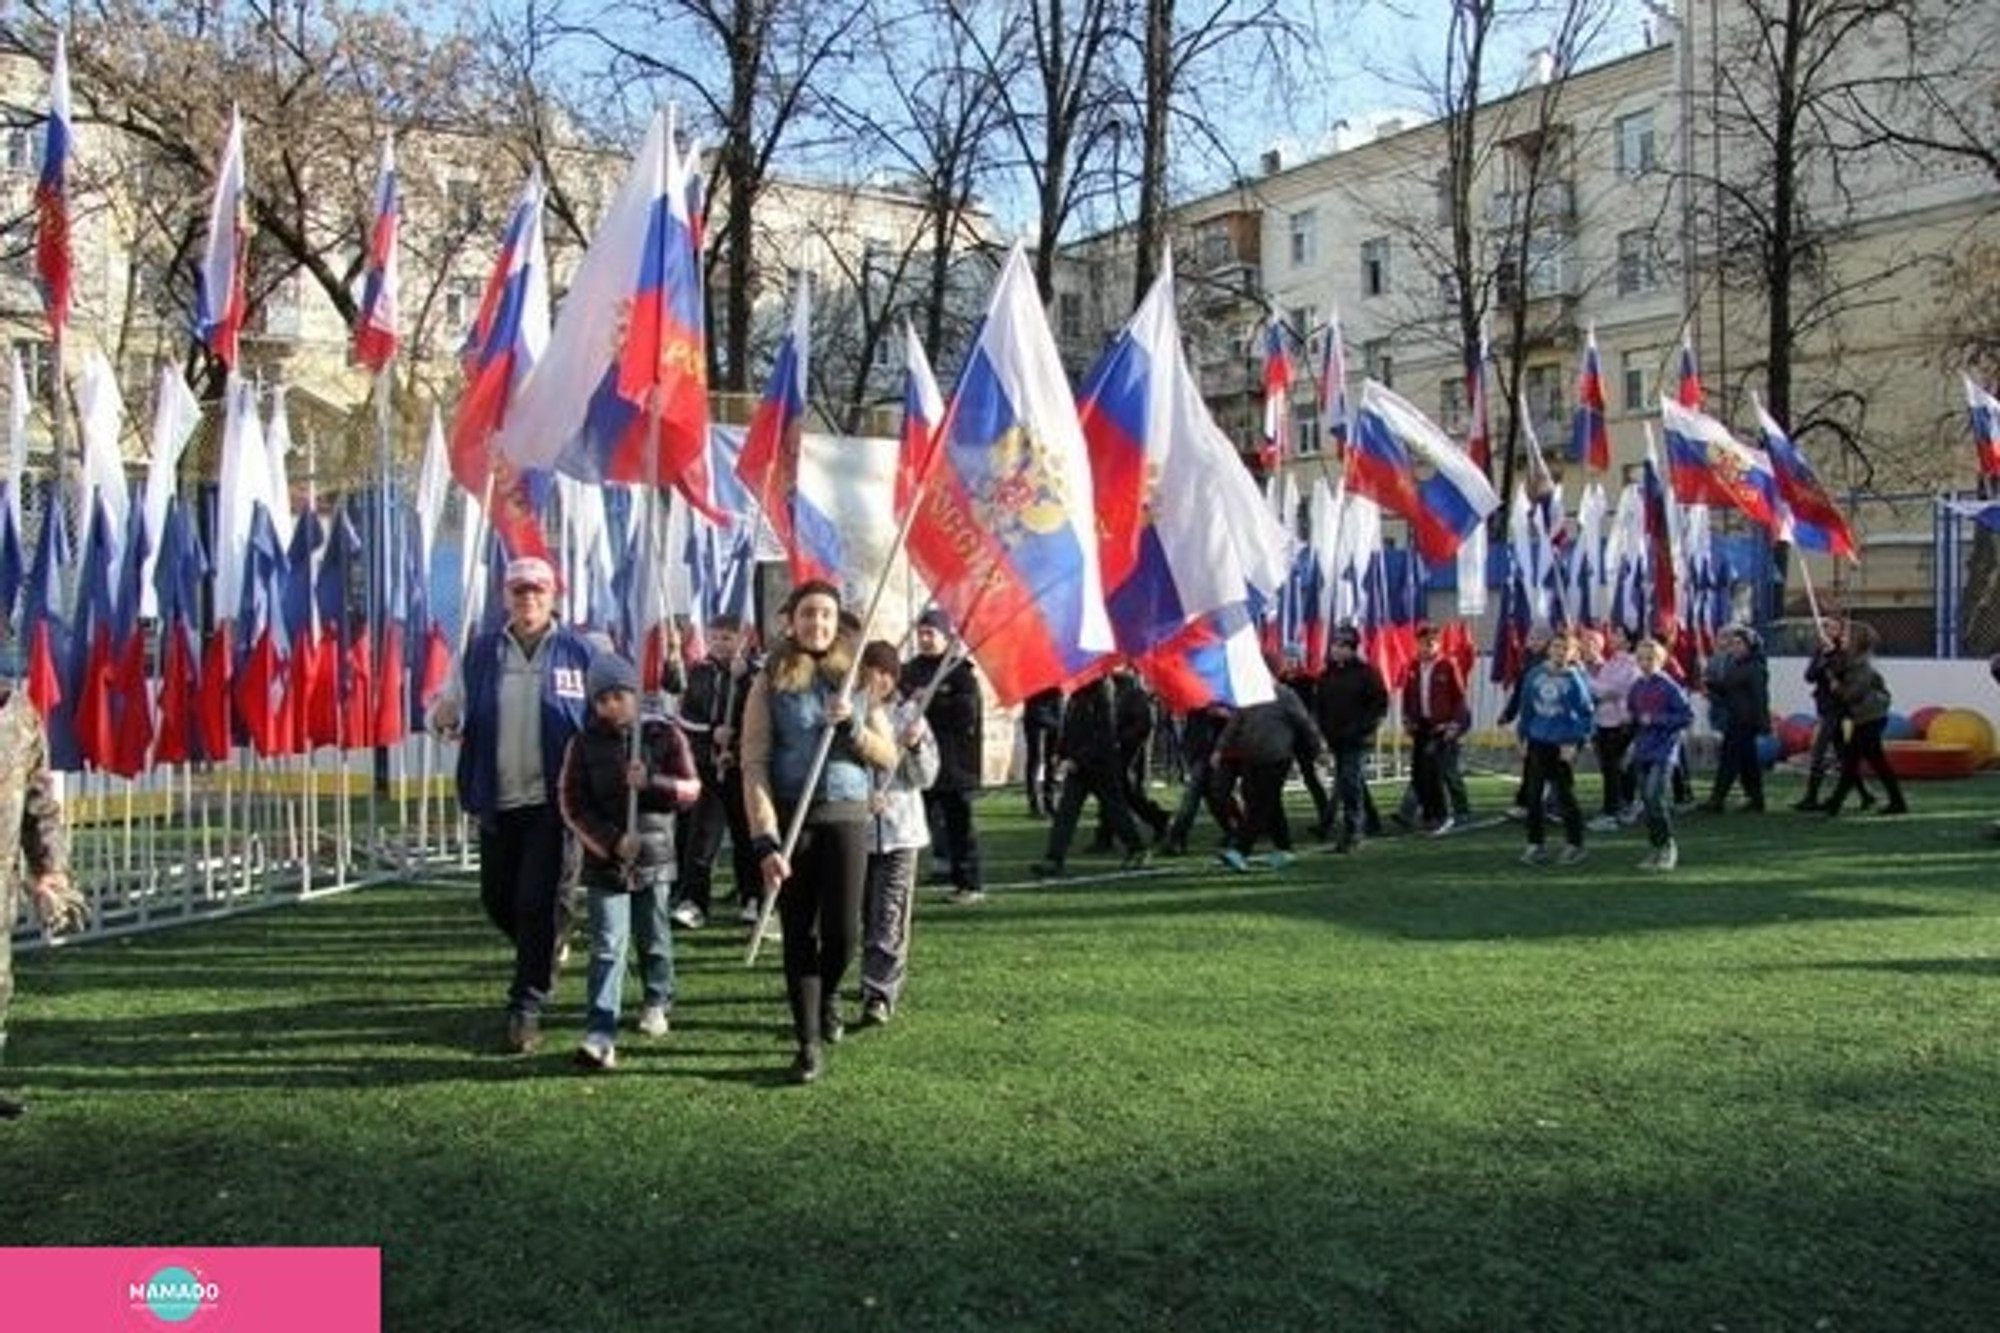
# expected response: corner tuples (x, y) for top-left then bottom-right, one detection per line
(1, 689), (73, 1043)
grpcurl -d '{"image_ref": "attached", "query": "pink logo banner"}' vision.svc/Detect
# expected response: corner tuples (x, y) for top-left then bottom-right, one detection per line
(0, 1247), (380, 1331)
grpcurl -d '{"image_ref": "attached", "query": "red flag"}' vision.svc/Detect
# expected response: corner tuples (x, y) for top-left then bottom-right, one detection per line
(33, 32), (72, 339)
(198, 625), (234, 761)
(351, 137), (401, 372)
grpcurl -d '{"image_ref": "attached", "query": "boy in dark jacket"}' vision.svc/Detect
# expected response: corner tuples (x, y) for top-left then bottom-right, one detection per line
(1314, 626), (1389, 851)
(557, 653), (702, 1070)
(1213, 676), (1323, 871)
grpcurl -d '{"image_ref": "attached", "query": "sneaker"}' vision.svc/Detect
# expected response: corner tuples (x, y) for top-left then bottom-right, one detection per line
(1264, 850), (1295, 869)
(1556, 843), (1587, 866)
(1503, 806), (1528, 822)
(1518, 845), (1548, 866)
(638, 1005), (671, 1038)
(1120, 847), (1151, 870)
(736, 900), (761, 925)
(949, 888), (989, 904)
(1875, 802), (1908, 816)
(1618, 803), (1644, 825)
(861, 998), (892, 1028)
(1790, 797), (1822, 813)
(821, 1009), (846, 1046)
(790, 1042), (824, 1085)
(505, 1011), (541, 1055)
(0, 1094), (27, 1119)
(1586, 814), (1621, 833)
(1655, 840), (1678, 871)
(1636, 849), (1662, 871)
(670, 902), (706, 930)
(1217, 848), (1251, 872)
(1029, 861), (1067, 879)
(574, 1034), (617, 1071)
(1428, 816), (1457, 838)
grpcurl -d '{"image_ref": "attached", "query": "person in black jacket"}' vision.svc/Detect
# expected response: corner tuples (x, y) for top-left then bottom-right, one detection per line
(1032, 675), (1149, 876)
(671, 614), (763, 928)
(901, 608), (986, 904)
(1158, 703), (1241, 855)
(556, 652), (702, 1071)
(1213, 674), (1323, 871)
(1314, 626), (1389, 852)
(1701, 625), (1771, 813)
(1019, 686), (1063, 817)
(1794, 624), (1872, 812)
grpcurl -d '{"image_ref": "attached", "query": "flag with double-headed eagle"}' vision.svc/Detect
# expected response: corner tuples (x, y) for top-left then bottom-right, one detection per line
(1660, 397), (1781, 535)
(905, 245), (1112, 704)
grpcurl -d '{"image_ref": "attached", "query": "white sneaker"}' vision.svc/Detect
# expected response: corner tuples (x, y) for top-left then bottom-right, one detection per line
(670, 902), (705, 930)
(1556, 843), (1587, 866)
(638, 1006), (671, 1038)
(1519, 845), (1548, 866)
(1636, 849), (1662, 871)
(1428, 816), (1456, 838)
(1656, 840), (1678, 871)
(736, 900), (760, 925)
(574, 1035), (617, 1070)
(1586, 814), (1621, 833)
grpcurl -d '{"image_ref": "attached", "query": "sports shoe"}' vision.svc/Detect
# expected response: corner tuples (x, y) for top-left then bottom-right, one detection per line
(1587, 814), (1621, 833)
(1655, 840), (1678, 870)
(670, 902), (706, 930)
(1428, 816), (1457, 838)
(1029, 861), (1067, 879)
(1264, 850), (1295, 869)
(1120, 847), (1151, 870)
(1636, 849), (1662, 871)
(1504, 806), (1528, 822)
(949, 888), (989, 904)
(1556, 843), (1587, 866)
(505, 1011), (541, 1055)
(0, 1094), (27, 1119)
(736, 900), (761, 925)
(1518, 845), (1548, 866)
(1217, 848), (1251, 872)
(790, 1042), (824, 1085)
(861, 998), (892, 1027)
(821, 1008), (846, 1045)
(638, 1005), (671, 1038)
(574, 1034), (617, 1071)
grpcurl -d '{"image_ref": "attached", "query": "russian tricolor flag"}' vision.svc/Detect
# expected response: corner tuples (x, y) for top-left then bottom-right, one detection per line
(1572, 325), (1609, 472)
(897, 321), (945, 514)
(1348, 379), (1499, 566)
(352, 137), (401, 372)
(1676, 334), (1703, 408)
(906, 244), (1112, 704)
(1660, 397), (1782, 534)
(1318, 304), (1350, 459)
(1260, 313), (1292, 471)
(1465, 328), (1492, 474)
(1133, 604), (1274, 712)
(195, 108), (249, 371)
(1755, 398), (1856, 561)
(736, 276), (827, 580)
(1963, 374), (2000, 481)
(33, 31), (71, 339)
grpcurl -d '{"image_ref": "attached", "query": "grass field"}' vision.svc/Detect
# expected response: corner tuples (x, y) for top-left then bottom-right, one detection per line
(6, 769), (2000, 1331)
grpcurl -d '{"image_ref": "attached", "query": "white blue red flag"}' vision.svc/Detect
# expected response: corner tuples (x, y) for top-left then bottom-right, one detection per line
(1075, 254), (1289, 656)
(499, 112), (715, 519)
(734, 275), (817, 578)
(1754, 398), (1856, 561)
(897, 321), (945, 514)
(1660, 397), (1782, 534)
(1318, 304), (1351, 459)
(906, 244), (1112, 704)
(1676, 334), (1703, 408)
(1132, 603), (1274, 712)
(1260, 311), (1292, 472)
(1465, 326), (1492, 473)
(1962, 374), (2000, 481)
(33, 31), (71, 339)
(449, 171), (552, 562)
(195, 108), (249, 370)
(1347, 379), (1499, 566)
(352, 137), (401, 372)
(1572, 325), (1609, 472)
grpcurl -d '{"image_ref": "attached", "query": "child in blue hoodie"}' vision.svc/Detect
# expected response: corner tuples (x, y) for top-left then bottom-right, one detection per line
(1627, 636), (1694, 870)
(1515, 632), (1596, 865)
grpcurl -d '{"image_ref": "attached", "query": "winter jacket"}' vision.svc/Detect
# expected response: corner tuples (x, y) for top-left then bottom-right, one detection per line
(1401, 656), (1468, 732)
(557, 711), (700, 892)
(1627, 672), (1694, 766)
(1704, 648), (1771, 735)
(1314, 658), (1389, 749)
(870, 698), (940, 854)
(1217, 683), (1322, 769)
(1833, 653), (1893, 725)
(449, 625), (593, 819)
(900, 652), (983, 790)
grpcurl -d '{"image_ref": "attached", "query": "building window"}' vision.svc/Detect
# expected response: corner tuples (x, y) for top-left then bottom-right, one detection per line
(1621, 350), (1653, 413)
(1289, 209), (1318, 267)
(1523, 362), (1567, 437)
(1524, 232), (1573, 298)
(1437, 270), (1461, 313)
(1057, 291), (1084, 342)
(1617, 230), (1658, 296)
(444, 274), (483, 333)
(1294, 413), (1319, 457)
(4, 125), (34, 175)
(1615, 109), (1656, 177)
(1363, 337), (1393, 388)
(1361, 237), (1391, 297)
(1439, 376), (1468, 434)
(446, 177), (484, 231)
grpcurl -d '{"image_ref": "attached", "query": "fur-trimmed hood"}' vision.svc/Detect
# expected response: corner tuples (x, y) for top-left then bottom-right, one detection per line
(766, 631), (858, 695)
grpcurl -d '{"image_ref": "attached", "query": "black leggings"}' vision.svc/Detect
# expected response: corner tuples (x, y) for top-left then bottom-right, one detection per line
(1827, 719), (1906, 813)
(777, 817), (868, 1046)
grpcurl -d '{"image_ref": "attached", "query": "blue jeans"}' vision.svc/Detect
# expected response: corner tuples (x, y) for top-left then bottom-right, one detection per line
(1329, 745), (1368, 839)
(1636, 759), (1675, 849)
(584, 871), (675, 1041)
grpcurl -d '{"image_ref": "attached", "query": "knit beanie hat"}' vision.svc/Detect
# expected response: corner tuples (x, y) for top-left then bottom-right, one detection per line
(586, 652), (640, 700)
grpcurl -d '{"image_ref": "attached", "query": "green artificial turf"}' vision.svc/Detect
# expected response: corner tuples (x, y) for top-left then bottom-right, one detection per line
(6, 771), (1999, 1331)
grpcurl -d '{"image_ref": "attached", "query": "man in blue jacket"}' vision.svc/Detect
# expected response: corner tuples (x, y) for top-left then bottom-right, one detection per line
(430, 556), (593, 1055)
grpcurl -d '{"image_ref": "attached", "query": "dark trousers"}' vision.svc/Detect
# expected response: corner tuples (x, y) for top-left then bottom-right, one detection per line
(1165, 756), (1239, 850)
(1710, 725), (1765, 807)
(1592, 724), (1635, 814)
(1522, 741), (1585, 849)
(1047, 763), (1143, 864)
(923, 788), (981, 892)
(777, 818), (868, 1047)
(1231, 760), (1294, 855)
(1328, 744), (1369, 841)
(479, 804), (567, 1017)
(1022, 720), (1060, 813)
(1827, 719), (1906, 813)
(1411, 726), (1451, 822)
(677, 766), (757, 911)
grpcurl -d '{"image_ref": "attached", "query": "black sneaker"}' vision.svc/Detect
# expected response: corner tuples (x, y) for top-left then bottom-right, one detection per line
(790, 1043), (824, 1084)
(1029, 861), (1066, 879)
(822, 1009), (847, 1045)
(0, 1094), (25, 1120)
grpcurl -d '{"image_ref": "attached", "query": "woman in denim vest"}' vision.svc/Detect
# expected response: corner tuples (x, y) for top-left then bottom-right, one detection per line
(741, 582), (897, 1084)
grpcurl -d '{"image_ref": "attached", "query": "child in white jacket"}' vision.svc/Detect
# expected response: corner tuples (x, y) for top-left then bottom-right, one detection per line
(858, 640), (939, 1026)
